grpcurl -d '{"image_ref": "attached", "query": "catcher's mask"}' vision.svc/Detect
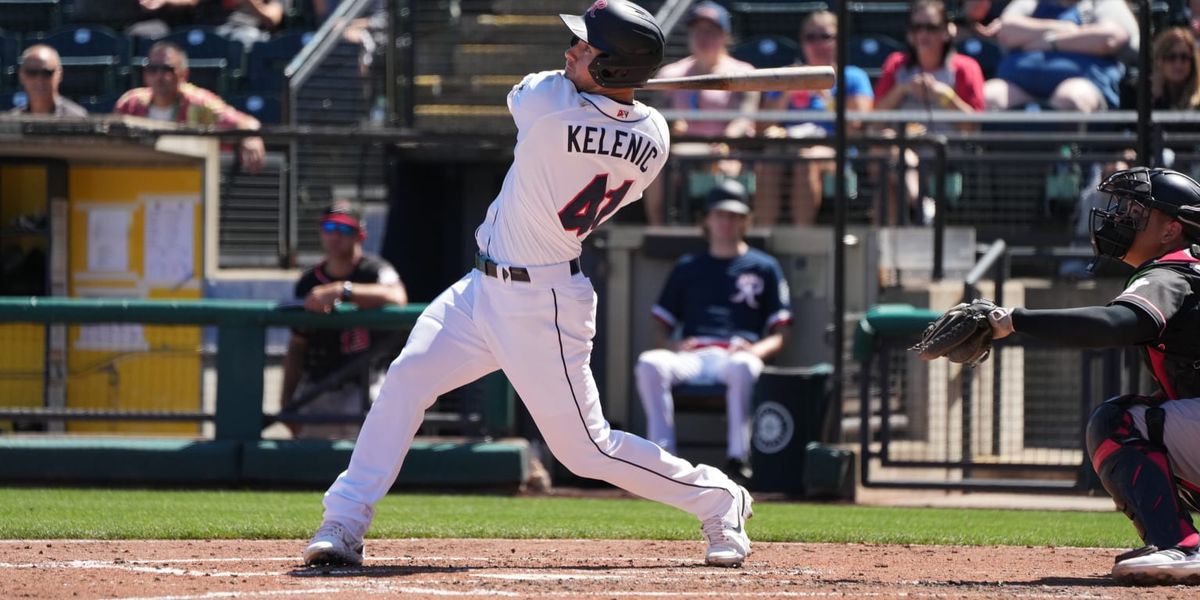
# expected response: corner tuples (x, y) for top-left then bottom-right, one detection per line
(1090, 167), (1200, 266)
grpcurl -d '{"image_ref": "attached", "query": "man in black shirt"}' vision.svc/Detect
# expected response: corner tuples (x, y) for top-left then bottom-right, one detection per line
(280, 201), (407, 439)
(969, 167), (1200, 584)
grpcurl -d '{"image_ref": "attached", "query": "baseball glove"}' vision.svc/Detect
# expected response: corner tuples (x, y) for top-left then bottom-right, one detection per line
(910, 299), (997, 366)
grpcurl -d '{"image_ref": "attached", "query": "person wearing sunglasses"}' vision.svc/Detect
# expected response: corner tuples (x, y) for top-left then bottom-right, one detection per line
(979, 0), (1138, 112)
(756, 10), (874, 226)
(280, 201), (407, 440)
(9, 45), (87, 118)
(872, 1), (985, 225)
(114, 41), (266, 172)
(1152, 27), (1200, 112)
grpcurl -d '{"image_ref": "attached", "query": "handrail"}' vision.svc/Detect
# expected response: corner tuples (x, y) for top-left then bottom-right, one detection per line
(0, 297), (426, 328)
(963, 239), (1008, 304)
(659, 109), (1200, 123)
(283, 0), (377, 115)
(656, 0), (698, 38)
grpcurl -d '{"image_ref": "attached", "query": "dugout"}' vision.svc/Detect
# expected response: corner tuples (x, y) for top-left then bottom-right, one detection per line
(0, 115), (217, 436)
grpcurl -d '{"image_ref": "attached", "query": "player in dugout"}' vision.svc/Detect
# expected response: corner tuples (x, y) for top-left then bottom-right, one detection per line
(923, 167), (1200, 584)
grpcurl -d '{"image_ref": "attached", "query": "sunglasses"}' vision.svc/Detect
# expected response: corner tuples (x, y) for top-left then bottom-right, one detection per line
(802, 32), (836, 43)
(321, 221), (359, 236)
(908, 22), (943, 33)
(1161, 52), (1193, 63)
(20, 67), (56, 78)
(144, 64), (176, 74)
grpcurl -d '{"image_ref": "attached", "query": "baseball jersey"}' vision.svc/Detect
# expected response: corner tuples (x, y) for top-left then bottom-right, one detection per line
(1110, 245), (1200, 399)
(293, 254), (402, 381)
(474, 70), (670, 266)
(652, 248), (793, 344)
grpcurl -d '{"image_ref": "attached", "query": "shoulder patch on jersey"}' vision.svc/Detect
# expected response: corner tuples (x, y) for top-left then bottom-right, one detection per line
(1122, 277), (1151, 295)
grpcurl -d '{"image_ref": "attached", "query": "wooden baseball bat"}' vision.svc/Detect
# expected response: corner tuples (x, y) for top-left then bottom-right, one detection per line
(638, 65), (836, 92)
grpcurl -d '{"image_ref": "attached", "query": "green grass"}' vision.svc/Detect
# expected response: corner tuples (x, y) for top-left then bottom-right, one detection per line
(0, 488), (1138, 548)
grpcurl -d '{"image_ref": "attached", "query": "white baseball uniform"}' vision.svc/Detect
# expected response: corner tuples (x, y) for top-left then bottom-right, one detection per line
(319, 71), (743, 536)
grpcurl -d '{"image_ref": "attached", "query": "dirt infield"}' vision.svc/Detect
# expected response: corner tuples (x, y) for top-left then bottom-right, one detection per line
(2, 538), (1196, 599)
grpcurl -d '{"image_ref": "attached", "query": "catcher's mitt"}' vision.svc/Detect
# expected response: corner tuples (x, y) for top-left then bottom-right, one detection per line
(910, 299), (997, 366)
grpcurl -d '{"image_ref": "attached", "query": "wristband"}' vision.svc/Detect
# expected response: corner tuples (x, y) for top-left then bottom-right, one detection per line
(341, 281), (354, 302)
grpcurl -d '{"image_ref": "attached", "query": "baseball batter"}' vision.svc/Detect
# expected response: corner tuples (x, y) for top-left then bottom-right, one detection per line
(962, 167), (1200, 584)
(304, 0), (753, 569)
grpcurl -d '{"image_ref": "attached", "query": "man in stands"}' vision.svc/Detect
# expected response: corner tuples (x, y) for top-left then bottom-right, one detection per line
(115, 41), (265, 172)
(9, 46), (87, 117)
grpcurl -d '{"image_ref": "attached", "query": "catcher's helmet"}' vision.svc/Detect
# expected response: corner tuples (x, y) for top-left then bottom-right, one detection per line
(560, 0), (665, 88)
(1091, 167), (1200, 261)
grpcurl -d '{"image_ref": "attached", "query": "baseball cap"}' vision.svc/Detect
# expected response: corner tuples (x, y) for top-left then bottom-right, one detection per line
(320, 200), (362, 230)
(688, 1), (731, 34)
(705, 179), (751, 215)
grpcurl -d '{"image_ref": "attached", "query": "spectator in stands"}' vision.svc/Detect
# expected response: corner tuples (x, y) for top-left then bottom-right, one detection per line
(873, 1), (985, 225)
(756, 10), (873, 225)
(115, 41), (266, 172)
(9, 46), (87, 117)
(280, 201), (408, 439)
(71, 0), (196, 39)
(641, 1), (758, 225)
(205, 0), (290, 49)
(635, 179), (791, 484)
(1152, 27), (1200, 111)
(980, 0), (1138, 112)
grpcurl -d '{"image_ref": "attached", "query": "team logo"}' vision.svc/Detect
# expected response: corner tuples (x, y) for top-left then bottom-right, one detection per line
(617, 109), (629, 118)
(587, 0), (608, 17)
(730, 273), (764, 309)
(1122, 278), (1150, 295)
(753, 401), (794, 455)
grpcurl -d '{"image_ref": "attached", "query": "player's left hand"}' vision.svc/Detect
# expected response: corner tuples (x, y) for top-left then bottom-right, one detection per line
(240, 137), (266, 173)
(728, 337), (754, 354)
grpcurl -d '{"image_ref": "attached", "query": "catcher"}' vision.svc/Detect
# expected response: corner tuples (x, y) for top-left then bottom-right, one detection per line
(915, 167), (1200, 585)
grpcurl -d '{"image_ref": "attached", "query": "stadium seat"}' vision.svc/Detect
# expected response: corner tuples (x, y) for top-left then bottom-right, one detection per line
(246, 31), (314, 95)
(0, 89), (26, 111)
(228, 93), (281, 125)
(730, 35), (799, 69)
(30, 25), (127, 97)
(0, 30), (18, 92)
(848, 34), (905, 81)
(956, 36), (1003, 80)
(0, 0), (61, 36)
(76, 94), (117, 114)
(161, 27), (245, 95)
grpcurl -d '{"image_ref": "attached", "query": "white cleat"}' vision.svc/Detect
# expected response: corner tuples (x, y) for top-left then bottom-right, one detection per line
(303, 521), (365, 567)
(1112, 545), (1200, 585)
(702, 485), (754, 567)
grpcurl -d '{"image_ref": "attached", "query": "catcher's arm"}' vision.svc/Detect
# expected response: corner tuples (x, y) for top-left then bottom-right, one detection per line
(1009, 304), (1155, 347)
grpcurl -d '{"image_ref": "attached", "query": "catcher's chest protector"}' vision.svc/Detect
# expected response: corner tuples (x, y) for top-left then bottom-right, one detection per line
(1131, 246), (1200, 399)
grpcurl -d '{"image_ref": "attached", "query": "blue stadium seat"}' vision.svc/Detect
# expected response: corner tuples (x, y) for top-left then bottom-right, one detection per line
(730, 35), (799, 69)
(161, 26), (245, 95)
(848, 34), (905, 81)
(76, 93), (116, 114)
(0, 30), (18, 92)
(228, 93), (281, 125)
(30, 25), (127, 97)
(246, 30), (314, 95)
(956, 36), (1004, 80)
(0, 89), (26, 111)
(0, 0), (62, 36)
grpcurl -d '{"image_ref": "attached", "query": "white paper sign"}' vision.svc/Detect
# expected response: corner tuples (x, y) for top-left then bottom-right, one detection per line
(86, 209), (130, 272)
(75, 323), (149, 352)
(143, 199), (195, 284)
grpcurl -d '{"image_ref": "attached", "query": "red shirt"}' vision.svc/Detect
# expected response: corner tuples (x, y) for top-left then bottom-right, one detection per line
(874, 51), (985, 112)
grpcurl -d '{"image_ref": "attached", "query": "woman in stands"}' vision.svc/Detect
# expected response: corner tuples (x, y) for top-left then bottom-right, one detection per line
(1152, 27), (1200, 111)
(872, 0), (986, 225)
(756, 10), (874, 226)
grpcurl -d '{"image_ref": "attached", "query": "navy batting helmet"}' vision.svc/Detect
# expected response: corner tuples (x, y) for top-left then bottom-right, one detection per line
(560, 0), (665, 88)
(1091, 167), (1200, 260)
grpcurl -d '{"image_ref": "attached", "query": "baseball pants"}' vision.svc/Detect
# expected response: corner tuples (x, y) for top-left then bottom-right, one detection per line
(635, 347), (763, 459)
(320, 266), (740, 536)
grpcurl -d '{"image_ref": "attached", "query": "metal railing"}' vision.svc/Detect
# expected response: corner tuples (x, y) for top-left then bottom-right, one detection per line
(0, 297), (515, 441)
